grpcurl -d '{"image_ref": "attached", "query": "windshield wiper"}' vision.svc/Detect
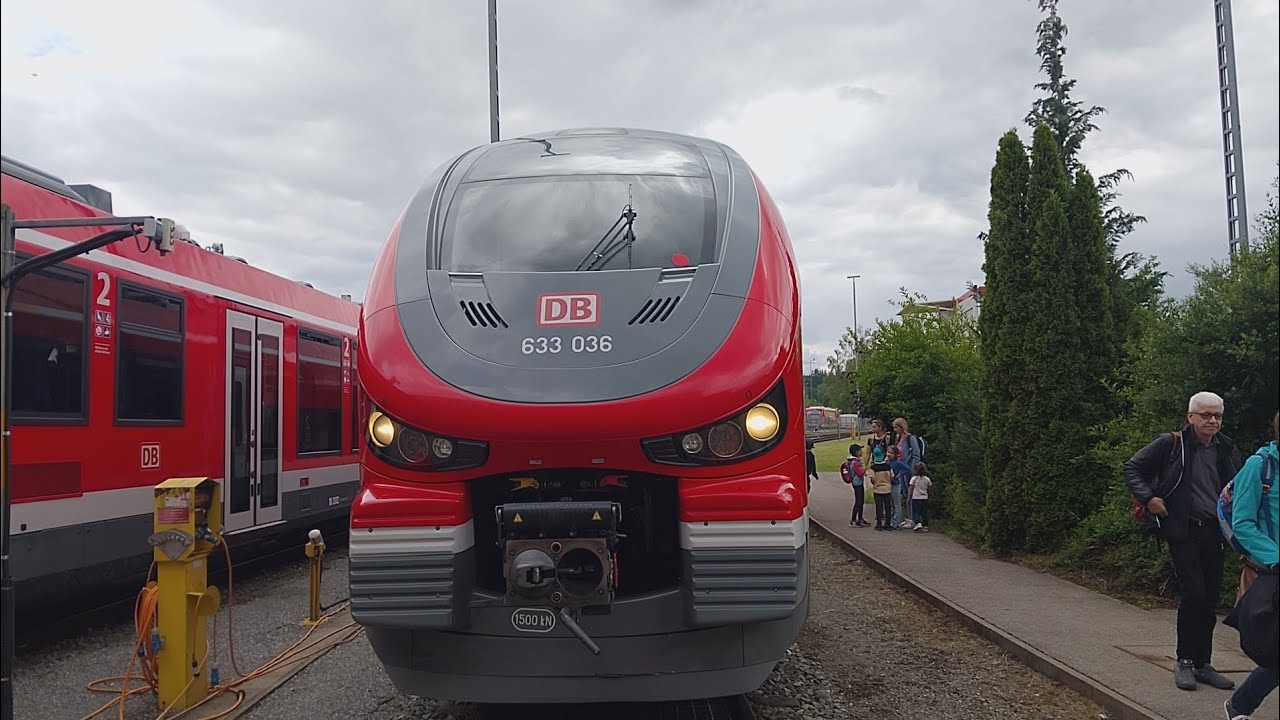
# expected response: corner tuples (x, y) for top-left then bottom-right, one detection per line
(574, 193), (639, 272)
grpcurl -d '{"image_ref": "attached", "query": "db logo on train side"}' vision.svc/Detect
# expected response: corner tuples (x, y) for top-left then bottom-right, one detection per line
(537, 292), (599, 327)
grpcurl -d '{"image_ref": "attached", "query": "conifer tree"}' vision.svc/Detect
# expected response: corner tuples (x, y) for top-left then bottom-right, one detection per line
(1067, 167), (1115, 430)
(980, 130), (1031, 553)
(1023, 0), (1160, 415)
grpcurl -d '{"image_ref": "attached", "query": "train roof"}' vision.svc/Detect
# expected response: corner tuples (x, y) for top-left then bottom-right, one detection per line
(3, 154), (360, 334)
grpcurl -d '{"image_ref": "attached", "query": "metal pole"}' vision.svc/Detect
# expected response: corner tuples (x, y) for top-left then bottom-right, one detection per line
(488, 0), (500, 143)
(1, 204), (14, 720)
(846, 274), (861, 371)
(0, 211), (171, 720)
(1214, 0), (1249, 254)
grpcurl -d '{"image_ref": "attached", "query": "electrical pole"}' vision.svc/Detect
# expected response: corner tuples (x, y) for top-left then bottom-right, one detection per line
(488, 0), (500, 143)
(1, 206), (181, 720)
(846, 274), (861, 413)
(1213, 0), (1249, 254)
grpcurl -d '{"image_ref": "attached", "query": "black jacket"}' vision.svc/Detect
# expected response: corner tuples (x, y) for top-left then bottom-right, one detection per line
(1123, 424), (1243, 543)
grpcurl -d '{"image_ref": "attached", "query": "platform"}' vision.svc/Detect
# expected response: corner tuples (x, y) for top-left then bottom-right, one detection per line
(809, 471), (1279, 720)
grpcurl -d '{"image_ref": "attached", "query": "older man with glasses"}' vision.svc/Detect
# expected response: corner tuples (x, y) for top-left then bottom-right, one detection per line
(1124, 391), (1244, 692)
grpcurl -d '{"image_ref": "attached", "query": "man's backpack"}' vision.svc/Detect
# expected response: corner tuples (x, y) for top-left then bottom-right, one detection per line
(1130, 431), (1182, 535)
(1218, 454), (1275, 558)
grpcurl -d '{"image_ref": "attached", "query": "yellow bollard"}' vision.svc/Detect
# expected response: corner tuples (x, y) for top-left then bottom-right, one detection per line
(148, 477), (222, 712)
(302, 529), (326, 626)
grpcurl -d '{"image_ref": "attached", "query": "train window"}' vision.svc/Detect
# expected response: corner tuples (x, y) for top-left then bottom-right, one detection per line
(297, 328), (342, 455)
(439, 174), (717, 273)
(10, 257), (89, 423)
(115, 283), (184, 424)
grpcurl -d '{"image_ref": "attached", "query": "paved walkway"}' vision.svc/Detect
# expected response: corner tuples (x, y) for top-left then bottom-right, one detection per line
(809, 471), (1277, 720)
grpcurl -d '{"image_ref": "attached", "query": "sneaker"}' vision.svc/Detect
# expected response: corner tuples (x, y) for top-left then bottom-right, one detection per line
(913, 523), (923, 532)
(1175, 659), (1197, 691)
(1195, 665), (1235, 690)
(1225, 698), (1250, 719)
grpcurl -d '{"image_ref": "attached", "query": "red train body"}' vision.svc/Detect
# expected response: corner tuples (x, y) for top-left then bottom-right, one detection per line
(350, 128), (810, 703)
(3, 155), (361, 611)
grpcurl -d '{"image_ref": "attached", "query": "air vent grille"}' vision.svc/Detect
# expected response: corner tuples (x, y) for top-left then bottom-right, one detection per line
(628, 295), (682, 325)
(459, 301), (508, 328)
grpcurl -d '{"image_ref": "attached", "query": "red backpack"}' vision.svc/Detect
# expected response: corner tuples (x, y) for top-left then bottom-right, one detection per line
(841, 458), (866, 484)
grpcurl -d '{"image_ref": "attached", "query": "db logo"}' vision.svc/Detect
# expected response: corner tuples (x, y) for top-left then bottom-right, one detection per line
(537, 293), (599, 327)
(140, 443), (161, 470)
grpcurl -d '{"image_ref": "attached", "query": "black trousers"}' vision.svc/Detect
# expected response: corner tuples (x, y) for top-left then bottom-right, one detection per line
(1168, 520), (1226, 667)
(850, 485), (865, 523)
(874, 492), (892, 528)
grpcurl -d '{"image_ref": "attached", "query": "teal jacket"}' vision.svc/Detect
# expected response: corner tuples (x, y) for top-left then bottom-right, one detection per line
(1231, 441), (1279, 569)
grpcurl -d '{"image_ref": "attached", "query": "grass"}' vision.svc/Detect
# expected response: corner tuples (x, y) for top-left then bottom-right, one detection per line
(811, 436), (866, 472)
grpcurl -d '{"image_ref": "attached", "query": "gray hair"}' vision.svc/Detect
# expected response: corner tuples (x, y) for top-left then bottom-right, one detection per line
(1188, 391), (1225, 412)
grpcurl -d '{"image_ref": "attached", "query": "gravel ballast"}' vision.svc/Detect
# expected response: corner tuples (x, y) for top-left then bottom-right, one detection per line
(15, 535), (1106, 719)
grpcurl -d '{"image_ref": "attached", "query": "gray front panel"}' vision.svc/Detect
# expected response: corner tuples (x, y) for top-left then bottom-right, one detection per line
(349, 548), (474, 629)
(683, 545), (808, 626)
(389, 128), (768, 404)
(362, 589), (809, 704)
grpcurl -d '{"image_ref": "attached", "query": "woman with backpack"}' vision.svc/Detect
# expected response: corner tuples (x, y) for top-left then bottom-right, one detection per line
(1223, 409), (1279, 720)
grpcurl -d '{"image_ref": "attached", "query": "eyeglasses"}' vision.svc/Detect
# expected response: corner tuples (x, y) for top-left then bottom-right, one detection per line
(1191, 411), (1223, 421)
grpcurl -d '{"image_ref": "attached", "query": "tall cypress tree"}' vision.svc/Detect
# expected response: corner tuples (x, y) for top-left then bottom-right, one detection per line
(981, 130), (1031, 553)
(1067, 167), (1114, 431)
(1018, 125), (1088, 552)
(1023, 0), (1159, 416)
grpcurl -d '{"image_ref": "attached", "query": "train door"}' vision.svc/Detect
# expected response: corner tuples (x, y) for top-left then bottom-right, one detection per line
(224, 310), (284, 532)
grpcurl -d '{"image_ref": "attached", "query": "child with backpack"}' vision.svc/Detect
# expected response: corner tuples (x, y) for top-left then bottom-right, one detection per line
(841, 444), (868, 527)
(888, 446), (913, 528)
(908, 462), (933, 532)
(1221, 410), (1278, 720)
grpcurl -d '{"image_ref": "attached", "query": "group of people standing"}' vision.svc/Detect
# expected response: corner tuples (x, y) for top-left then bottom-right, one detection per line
(840, 417), (931, 532)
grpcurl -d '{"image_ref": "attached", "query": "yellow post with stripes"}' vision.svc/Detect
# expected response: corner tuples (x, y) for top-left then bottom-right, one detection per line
(148, 478), (222, 712)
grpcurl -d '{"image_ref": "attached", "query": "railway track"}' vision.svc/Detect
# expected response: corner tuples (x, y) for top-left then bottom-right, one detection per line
(805, 430), (846, 443)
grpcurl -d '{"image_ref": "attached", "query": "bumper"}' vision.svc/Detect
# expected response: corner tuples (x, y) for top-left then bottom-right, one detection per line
(362, 548), (809, 703)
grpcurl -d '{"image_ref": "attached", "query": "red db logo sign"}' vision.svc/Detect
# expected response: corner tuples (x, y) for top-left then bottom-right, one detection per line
(537, 293), (599, 327)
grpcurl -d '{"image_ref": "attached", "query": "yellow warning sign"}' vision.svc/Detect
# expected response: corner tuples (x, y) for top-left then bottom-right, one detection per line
(513, 513), (523, 523)
(513, 477), (539, 490)
(591, 511), (602, 521)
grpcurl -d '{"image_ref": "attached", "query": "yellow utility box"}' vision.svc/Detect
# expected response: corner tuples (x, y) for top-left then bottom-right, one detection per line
(148, 477), (223, 711)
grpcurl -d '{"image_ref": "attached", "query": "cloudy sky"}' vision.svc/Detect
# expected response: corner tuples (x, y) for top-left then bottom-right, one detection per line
(2, 0), (1277, 369)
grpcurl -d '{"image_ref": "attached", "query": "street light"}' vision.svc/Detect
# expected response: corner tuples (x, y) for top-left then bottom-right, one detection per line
(488, 0), (500, 143)
(846, 273), (860, 368)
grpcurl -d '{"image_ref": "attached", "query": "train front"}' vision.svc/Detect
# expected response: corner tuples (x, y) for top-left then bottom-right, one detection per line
(350, 129), (808, 704)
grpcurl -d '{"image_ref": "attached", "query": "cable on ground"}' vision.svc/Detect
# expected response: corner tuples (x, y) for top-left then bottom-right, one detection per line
(77, 538), (361, 720)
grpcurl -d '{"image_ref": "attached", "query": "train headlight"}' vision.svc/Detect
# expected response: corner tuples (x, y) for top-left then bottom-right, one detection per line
(681, 433), (704, 453)
(365, 406), (487, 472)
(640, 380), (789, 466)
(744, 403), (779, 441)
(369, 412), (396, 448)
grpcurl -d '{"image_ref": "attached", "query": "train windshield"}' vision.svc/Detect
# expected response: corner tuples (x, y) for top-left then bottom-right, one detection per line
(439, 174), (717, 273)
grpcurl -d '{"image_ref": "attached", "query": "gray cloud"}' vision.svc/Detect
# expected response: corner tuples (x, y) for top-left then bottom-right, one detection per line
(1, 0), (1276, 371)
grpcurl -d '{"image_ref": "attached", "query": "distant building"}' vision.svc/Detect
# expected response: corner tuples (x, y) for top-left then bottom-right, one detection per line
(897, 284), (984, 320)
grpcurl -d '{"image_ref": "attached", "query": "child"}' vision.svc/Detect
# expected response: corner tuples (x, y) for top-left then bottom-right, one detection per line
(841, 444), (868, 527)
(866, 436), (894, 531)
(888, 446), (913, 528)
(908, 462), (933, 532)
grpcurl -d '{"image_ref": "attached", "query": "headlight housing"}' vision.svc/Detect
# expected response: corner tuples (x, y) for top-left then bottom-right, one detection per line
(365, 406), (488, 472)
(640, 380), (789, 466)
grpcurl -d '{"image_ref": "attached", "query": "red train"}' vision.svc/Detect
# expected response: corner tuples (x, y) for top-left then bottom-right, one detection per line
(3, 155), (362, 613)
(350, 128), (810, 703)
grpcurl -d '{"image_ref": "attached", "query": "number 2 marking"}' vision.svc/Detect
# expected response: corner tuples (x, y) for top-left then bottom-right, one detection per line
(96, 272), (112, 306)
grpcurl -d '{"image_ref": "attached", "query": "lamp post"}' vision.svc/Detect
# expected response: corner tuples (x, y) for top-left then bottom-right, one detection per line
(846, 273), (861, 369)
(487, 0), (500, 143)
